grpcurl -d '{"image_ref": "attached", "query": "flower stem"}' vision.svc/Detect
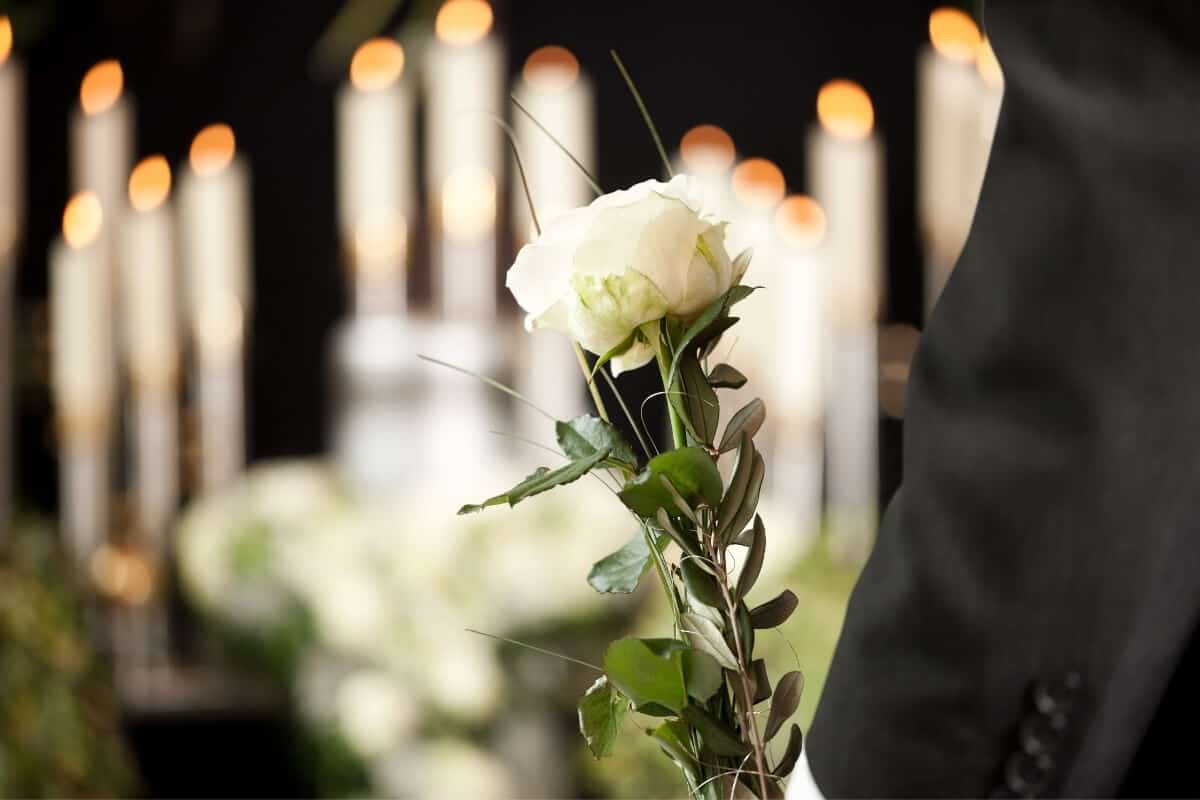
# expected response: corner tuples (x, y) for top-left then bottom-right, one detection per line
(655, 346), (687, 450)
(573, 342), (610, 423)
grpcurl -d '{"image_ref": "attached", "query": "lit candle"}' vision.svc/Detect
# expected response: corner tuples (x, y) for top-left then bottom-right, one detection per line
(771, 195), (828, 540)
(51, 192), (112, 569)
(70, 60), (134, 233)
(725, 158), (786, 427)
(512, 45), (593, 439)
(0, 15), (23, 533)
(337, 38), (413, 316)
(973, 36), (1004, 186)
(424, 0), (503, 322)
(178, 124), (251, 492)
(807, 79), (884, 563)
(675, 124), (736, 222)
(917, 7), (983, 314)
(120, 156), (179, 547)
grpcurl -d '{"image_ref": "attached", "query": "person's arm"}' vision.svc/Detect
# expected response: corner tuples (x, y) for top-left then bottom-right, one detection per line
(807, 1), (1200, 795)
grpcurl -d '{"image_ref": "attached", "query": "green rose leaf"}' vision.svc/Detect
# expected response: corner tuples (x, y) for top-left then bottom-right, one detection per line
(578, 676), (627, 758)
(681, 647), (725, 703)
(680, 556), (724, 608)
(679, 705), (751, 758)
(587, 528), (666, 594)
(648, 720), (698, 784)
(458, 447), (611, 514)
(665, 284), (756, 389)
(669, 351), (720, 446)
(604, 638), (689, 714)
(707, 363), (748, 389)
(557, 414), (638, 468)
(618, 447), (723, 518)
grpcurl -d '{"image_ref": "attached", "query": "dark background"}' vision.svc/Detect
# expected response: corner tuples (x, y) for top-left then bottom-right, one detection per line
(5, 0), (963, 793)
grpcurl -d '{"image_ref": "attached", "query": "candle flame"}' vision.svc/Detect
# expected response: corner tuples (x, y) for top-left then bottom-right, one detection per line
(90, 545), (155, 605)
(442, 166), (496, 239)
(0, 17), (12, 64)
(196, 294), (244, 356)
(62, 192), (103, 249)
(680, 124), (735, 176)
(976, 36), (1003, 87)
(775, 195), (826, 249)
(128, 155), (172, 213)
(929, 7), (981, 64)
(80, 60), (124, 115)
(190, 124), (236, 176)
(817, 79), (874, 140)
(731, 158), (785, 211)
(523, 45), (579, 92)
(350, 38), (405, 91)
(435, 0), (493, 46)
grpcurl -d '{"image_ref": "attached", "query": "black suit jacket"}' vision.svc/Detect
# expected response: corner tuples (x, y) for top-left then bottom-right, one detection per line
(807, 2), (1200, 796)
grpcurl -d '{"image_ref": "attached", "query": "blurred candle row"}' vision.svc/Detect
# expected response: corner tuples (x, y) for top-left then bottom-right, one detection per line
(0, 3), (1003, 577)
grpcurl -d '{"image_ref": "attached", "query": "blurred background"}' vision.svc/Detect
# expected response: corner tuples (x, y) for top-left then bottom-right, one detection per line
(0, 0), (993, 796)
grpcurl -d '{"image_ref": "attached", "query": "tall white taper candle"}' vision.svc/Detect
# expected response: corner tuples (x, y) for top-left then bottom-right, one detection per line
(512, 45), (593, 440)
(918, 8), (983, 315)
(808, 79), (884, 563)
(51, 192), (113, 570)
(71, 60), (134, 240)
(179, 124), (252, 493)
(0, 16), (23, 534)
(425, 0), (503, 322)
(120, 156), (180, 550)
(337, 38), (413, 316)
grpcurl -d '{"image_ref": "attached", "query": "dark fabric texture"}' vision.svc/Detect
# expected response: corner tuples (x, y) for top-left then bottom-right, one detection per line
(807, 1), (1200, 796)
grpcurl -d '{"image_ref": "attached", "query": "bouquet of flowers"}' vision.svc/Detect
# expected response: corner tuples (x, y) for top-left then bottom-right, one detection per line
(453, 54), (805, 799)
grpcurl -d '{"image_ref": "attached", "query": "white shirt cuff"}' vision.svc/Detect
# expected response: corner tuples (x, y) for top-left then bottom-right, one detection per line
(784, 749), (825, 800)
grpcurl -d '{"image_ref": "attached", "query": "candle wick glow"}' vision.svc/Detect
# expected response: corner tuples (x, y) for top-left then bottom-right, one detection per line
(350, 38), (405, 92)
(680, 124), (735, 176)
(775, 195), (826, 249)
(0, 16), (12, 64)
(817, 79), (875, 141)
(435, 0), (494, 47)
(732, 158), (786, 211)
(929, 7), (982, 65)
(129, 155), (172, 213)
(523, 45), (579, 92)
(62, 191), (103, 249)
(190, 123), (236, 176)
(80, 60), (124, 116)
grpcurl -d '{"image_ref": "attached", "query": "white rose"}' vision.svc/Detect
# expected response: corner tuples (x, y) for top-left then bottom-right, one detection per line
(506, 174), (749, 375)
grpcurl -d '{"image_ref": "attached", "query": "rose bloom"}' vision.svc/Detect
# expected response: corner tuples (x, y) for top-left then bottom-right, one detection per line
(506, 174), (750, 374)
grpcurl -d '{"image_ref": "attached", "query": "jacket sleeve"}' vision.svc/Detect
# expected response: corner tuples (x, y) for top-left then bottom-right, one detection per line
(806, 2), (1200, 796)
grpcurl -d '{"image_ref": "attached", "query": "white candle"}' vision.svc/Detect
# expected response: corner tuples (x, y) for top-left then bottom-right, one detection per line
(0, 16), (22, 254)
(973, 37), (1004, 185)
(51, 192), (112, 569)
(724, 158), (785, 448)
(807, 79), (884, 563)
(179, 124), (251, 492)
(675, 124), (737, 223)
(0, 15), (23, 533)
(70, 60), (134, 233)
(512, 45), (593, 438)
(120, 156), (179, 546)
(425, 0), (503, 322)
(770, 196), (827, 541)
(337, 38), (413, 316)
(918, 7), (983, 314)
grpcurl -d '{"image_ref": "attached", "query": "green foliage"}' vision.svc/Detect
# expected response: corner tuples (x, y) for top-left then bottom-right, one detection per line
(707, 363), (747, 389)
(587, 529), (665, 594)
(557, 414), (639, 468)
(578, 676), (627, 758)
(603, 638), (722, 717)
(617, 447), (722, 519)
(458, 447), (611, 514)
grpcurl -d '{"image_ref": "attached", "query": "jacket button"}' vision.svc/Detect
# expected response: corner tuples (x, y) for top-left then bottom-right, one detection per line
(1020, 713), (1066, 755)
(1033, 679), (1078, 715)
(1006, 752), (1054, 797)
